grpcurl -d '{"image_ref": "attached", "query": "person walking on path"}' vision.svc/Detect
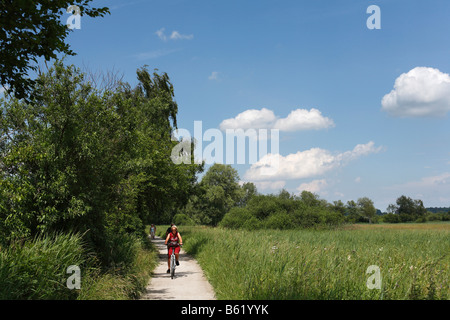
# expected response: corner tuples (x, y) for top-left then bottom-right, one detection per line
(149, 224), (156, 239)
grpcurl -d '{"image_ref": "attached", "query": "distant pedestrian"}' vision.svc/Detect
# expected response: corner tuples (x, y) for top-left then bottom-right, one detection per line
(149, 224), (156, 239)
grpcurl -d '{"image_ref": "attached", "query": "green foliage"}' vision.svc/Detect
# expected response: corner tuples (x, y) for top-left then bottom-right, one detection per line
(219, 207), (257, 230)
(0, 232), (87, 299)
(357, 197), (377, 223)
(0, 60), (202, 261)
(179, 165), (349, 230)
(0, 0), (110, 99)
(173, 213), (195, 226)
(220, 190), (345, 230)
(382, 196), (428, 223)
(0, 231), (157, 300)
(382, 213), (401, 223)
(0, 60), (199, 299)
(425, 212), (450, 222)
(179, 164), (242, 226)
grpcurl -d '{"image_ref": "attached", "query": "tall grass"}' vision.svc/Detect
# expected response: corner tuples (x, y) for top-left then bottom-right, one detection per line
(0, 232), (158, 300)
(77, 236), (157, 300)
(0, 233), (87, 299)
(180, 224), (450, 300)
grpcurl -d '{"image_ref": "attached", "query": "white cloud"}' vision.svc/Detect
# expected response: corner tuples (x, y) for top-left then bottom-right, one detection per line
(208, 71), (219, 81)
(394, 172), (450, 189)
(220, 108), (277, 130)
(243, 141), (382, 181)
(219, 108), (334, 132)
(155, 28), (167, 41)
(385, 172), (450, 206)
(253, 180), (286, 191)
(170, 31), (194, 40)
(297, 179), (328, 194)
(335, 191), (345, 198)
(381, 67), (450, 117)
(155, 28), (194, 41)
(273, 108), (335, 131)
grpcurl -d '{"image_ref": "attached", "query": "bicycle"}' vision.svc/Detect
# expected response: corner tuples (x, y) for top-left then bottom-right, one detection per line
(168, 244), (182, 279)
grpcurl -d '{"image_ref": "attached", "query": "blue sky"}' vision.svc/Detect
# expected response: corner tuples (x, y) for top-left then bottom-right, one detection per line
(61, 0), (450, 210)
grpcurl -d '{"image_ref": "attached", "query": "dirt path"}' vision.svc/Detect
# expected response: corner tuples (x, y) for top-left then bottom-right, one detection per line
(140, 236), (216, 300)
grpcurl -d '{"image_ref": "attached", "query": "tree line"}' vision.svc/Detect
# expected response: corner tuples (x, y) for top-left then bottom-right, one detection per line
(172, 163), (450, 228)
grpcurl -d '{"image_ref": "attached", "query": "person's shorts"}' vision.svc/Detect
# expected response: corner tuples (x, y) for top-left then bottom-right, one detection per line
(168, 246), (180, 256)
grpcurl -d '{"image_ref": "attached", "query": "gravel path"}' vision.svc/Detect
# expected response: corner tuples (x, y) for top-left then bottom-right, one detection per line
(140, 236), (216, 300)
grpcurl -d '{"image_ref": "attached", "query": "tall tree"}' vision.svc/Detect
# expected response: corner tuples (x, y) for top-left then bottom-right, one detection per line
(0, 0), (109, 99)
(387, 195), (427, 221)
(237, 182), (257, 207)
(183, 164), (243, 225)
(0, 61), (202, 252)
(357, 197), (377, 223)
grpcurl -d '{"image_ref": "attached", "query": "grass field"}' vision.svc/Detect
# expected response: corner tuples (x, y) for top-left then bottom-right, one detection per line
(171, 223), (449, 300)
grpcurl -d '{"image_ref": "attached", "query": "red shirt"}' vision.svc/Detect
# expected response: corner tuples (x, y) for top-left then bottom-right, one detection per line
(168, 232), (180, 247)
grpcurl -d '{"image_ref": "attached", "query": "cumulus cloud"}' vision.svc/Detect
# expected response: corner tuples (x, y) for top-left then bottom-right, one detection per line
(253, 180), (286, 191)
(220, 108), (277, 130)
(219, 108), (334, 132)
(297, 179), (328, 194)
(243, 141), (382, 181)
(382, 67), (450, 117)
(273, 108), (335, 131)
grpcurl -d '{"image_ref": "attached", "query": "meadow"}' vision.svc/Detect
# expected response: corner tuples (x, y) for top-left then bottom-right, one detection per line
(168, 223), (450, 300)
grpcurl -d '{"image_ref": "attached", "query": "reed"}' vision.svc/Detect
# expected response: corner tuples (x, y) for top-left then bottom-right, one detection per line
(179, 224), (450, 300)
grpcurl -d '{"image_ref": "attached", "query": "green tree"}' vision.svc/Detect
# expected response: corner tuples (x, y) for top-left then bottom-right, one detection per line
(345, 200), (361, 223)
(198, 164), (243, 225)
(331, 200), (346, 216)
(300, 190), (321, 207)
(386, 195), (427, 222)
(357, 197), (377, 223)
(0, 61), (202, 256)
(0, 0), (109, 99)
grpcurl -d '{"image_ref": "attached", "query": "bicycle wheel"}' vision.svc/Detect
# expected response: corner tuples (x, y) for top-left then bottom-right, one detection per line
(170, 254), (176, 279)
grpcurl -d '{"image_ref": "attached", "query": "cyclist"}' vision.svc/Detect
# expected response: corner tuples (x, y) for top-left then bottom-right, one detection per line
(149, 224), (156, 239)
(165, 223), (174, 238)
(164, 225), (183, 273)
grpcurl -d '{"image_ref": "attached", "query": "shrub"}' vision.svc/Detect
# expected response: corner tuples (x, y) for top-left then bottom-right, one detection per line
(173, 213), (196, 226)
(382, 213), (400, 223)
(101, 232), (142, 274)
(247, 195), (280, 220)
(219, 207), (254, 229)
(262, 211), (296, 229)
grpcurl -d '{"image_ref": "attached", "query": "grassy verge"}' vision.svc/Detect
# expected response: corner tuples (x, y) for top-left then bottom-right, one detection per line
(179, 224), (449, 300)
(0, 232), (158, 300)
(77, 235), (158, 300)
